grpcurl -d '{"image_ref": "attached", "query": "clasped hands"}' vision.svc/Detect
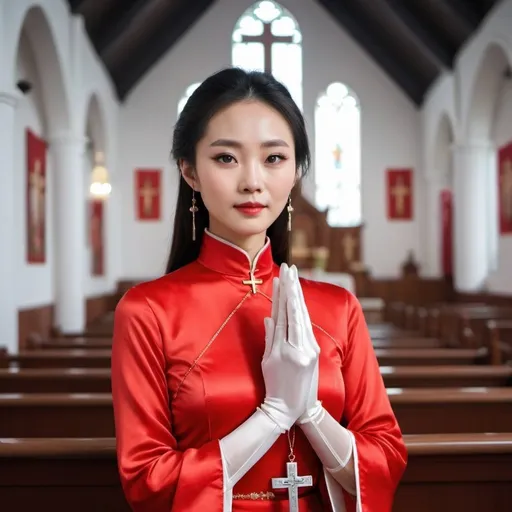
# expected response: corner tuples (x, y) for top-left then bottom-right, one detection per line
(260, 263), (323, 432)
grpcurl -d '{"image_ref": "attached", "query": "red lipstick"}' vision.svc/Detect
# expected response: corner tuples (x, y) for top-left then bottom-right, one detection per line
(234, 202), (266, 216)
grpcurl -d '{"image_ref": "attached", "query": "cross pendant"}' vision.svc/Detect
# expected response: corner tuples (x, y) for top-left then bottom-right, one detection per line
(242, 272), (263, 294)
(271, 462), (313, 512)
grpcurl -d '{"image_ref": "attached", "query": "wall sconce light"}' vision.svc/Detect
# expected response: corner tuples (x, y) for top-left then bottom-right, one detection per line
(90, 151), (112, 199)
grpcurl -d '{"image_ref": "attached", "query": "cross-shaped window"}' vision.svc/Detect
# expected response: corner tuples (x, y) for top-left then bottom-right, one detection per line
(232, 1), (303, 110)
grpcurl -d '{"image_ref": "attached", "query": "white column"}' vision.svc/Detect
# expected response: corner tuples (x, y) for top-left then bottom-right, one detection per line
(424, 176), (444, 278)
(452, 141), (492, 292)
(0, 90), (20, 352)
(486, 148), (499, 273)
(50, 132), (87, 333)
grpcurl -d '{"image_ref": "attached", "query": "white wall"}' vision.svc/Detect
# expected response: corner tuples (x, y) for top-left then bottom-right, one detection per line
(76, 14), (121, 298)
(0, 0), (120, 343)
(421, 0), (512, 293)
(118, 0), (422, 280)
(14, 31), (56, 309)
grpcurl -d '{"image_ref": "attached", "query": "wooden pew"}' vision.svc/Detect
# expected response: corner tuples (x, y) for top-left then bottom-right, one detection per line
(0, 394), (114, 437)
(1, 433), (511, 511)
(417, 303), (487, 339)
(375, 347), (488, 366)
(27, 337), (112, 350)
(380, 365), (512, 388)
(0, 368), (111, 393)
(389, 387), (512, 434)
(439, 305), (512, 347)
(0, 438), (130, 511)
(0, 349), (111, 369)
(0, 346), (488, 370)
(372, 337), (442, 349)
(458, 309), (512, 349)
(395, 432), (512, 511)
(488, 319), (512, 365)
(369, 323), (418, 339)
(2, 388), (512, 437)
(2, 365), (510, 394)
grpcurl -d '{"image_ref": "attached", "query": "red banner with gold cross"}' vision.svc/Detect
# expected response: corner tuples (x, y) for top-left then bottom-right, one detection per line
(387, 168), (413, 220)
(440, 189), (453, 277)
(498, 141), (512, 235)
(135, 169), (161, 220)
(26, 128), (47, 264)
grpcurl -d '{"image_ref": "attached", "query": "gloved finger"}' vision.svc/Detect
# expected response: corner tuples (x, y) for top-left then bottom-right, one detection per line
(292, 266), (318, 351)
(262, 317), (275, 362)
(274, 264), (288, 342)
(291, 265), (311, 328)
(286, 278), (302, 350)
(270, 277), (279, 324)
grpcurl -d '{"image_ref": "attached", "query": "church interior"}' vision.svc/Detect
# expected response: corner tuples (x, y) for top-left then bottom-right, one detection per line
(1, 0), (512, 509)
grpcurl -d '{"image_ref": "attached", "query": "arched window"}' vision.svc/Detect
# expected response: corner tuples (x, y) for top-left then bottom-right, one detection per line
(178, 82), (201, 116)
(232, 1), (302, 109)
(315, 82), (361, 227)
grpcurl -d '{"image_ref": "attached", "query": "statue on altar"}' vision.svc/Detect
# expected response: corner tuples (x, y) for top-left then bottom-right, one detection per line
(401, 250), (419, 277)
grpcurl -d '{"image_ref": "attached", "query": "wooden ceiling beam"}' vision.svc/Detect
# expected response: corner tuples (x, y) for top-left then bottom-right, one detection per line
(113, 0), (216, 101)
(92, 0), (149, 55)
(385, 0), (457, 68)
(443, 0), (481, 29)
(316, 0), (427, 106)
(67, 0), (90, 13)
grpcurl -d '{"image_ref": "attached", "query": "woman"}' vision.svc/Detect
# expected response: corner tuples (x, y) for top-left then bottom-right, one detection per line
(111, 68), (407, 512)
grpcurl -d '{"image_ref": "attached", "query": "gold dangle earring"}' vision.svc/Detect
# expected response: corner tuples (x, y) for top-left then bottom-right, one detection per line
(189, 189), (199, 241)
(287, 195), (294, 232)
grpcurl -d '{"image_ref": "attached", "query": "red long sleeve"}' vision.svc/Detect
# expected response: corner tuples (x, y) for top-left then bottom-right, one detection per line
(341, 292), (408, 511)
(111, 287), (224, 511)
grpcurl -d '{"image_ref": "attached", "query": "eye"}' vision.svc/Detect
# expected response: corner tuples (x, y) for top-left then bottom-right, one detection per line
(266, 154), (286, 164)
(215, 154), (236, 164)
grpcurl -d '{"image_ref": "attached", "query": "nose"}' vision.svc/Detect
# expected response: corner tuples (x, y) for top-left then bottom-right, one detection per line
(239, 160), (263, 193)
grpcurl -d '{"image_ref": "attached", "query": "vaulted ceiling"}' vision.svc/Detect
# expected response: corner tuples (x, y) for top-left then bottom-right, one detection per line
(67, 0), (501, 106)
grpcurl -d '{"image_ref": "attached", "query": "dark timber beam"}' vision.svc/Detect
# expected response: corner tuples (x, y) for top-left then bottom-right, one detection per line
(385, 0), (456, 68)
(92, 0), (147, 55)
(114, 0), (216, 101)
(317, 0), (426, 106)
(443, 0), (481, 28)
(67, 0), (89, 13)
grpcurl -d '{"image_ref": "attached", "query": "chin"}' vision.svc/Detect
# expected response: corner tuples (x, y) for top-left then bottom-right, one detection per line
(231, 222), (269, 238)
(228, 216), (274, 238)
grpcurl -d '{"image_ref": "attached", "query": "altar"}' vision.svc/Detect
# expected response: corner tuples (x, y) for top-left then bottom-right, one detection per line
(290, 190), (384, 322)
(299, 268), (356, 295)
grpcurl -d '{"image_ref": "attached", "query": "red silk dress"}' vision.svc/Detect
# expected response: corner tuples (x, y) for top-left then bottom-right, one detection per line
(111, 230), (407, 512)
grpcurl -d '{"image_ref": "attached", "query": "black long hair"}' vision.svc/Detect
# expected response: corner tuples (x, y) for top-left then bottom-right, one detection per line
(165, 67), (311, 274)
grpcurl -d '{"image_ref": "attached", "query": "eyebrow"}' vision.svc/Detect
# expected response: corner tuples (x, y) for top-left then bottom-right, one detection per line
(209, 138), (290, 149)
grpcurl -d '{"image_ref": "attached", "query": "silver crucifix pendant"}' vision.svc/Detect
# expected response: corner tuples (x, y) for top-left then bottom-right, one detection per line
(271, 461), (313, 512)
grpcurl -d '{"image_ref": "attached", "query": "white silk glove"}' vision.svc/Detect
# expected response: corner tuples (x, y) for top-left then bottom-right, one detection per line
(299, 408), (355, 495)
(219, 408), (282, 491)
(286, 270), (355, 493)
(219, 264), (320, 491)
(260, 263), (320, 432)
(292, 273), (322, 424)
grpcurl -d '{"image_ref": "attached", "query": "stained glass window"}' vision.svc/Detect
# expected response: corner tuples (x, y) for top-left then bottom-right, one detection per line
(178, 82), (201, 116)
(232, 1), (302, 109)
(315, 82), (361, 227)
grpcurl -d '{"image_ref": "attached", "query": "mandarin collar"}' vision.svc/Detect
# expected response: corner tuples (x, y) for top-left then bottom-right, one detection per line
(197, 229), (274, 285)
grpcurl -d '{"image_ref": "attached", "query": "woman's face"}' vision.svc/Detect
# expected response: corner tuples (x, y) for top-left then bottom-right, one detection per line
(182, 100), (297, 247)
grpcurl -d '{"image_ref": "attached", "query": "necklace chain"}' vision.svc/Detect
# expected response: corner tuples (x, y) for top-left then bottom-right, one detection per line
(287, 425), (296, 462)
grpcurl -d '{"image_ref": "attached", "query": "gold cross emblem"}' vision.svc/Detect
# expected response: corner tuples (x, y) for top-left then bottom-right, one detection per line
(243, 271), (263, 294)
